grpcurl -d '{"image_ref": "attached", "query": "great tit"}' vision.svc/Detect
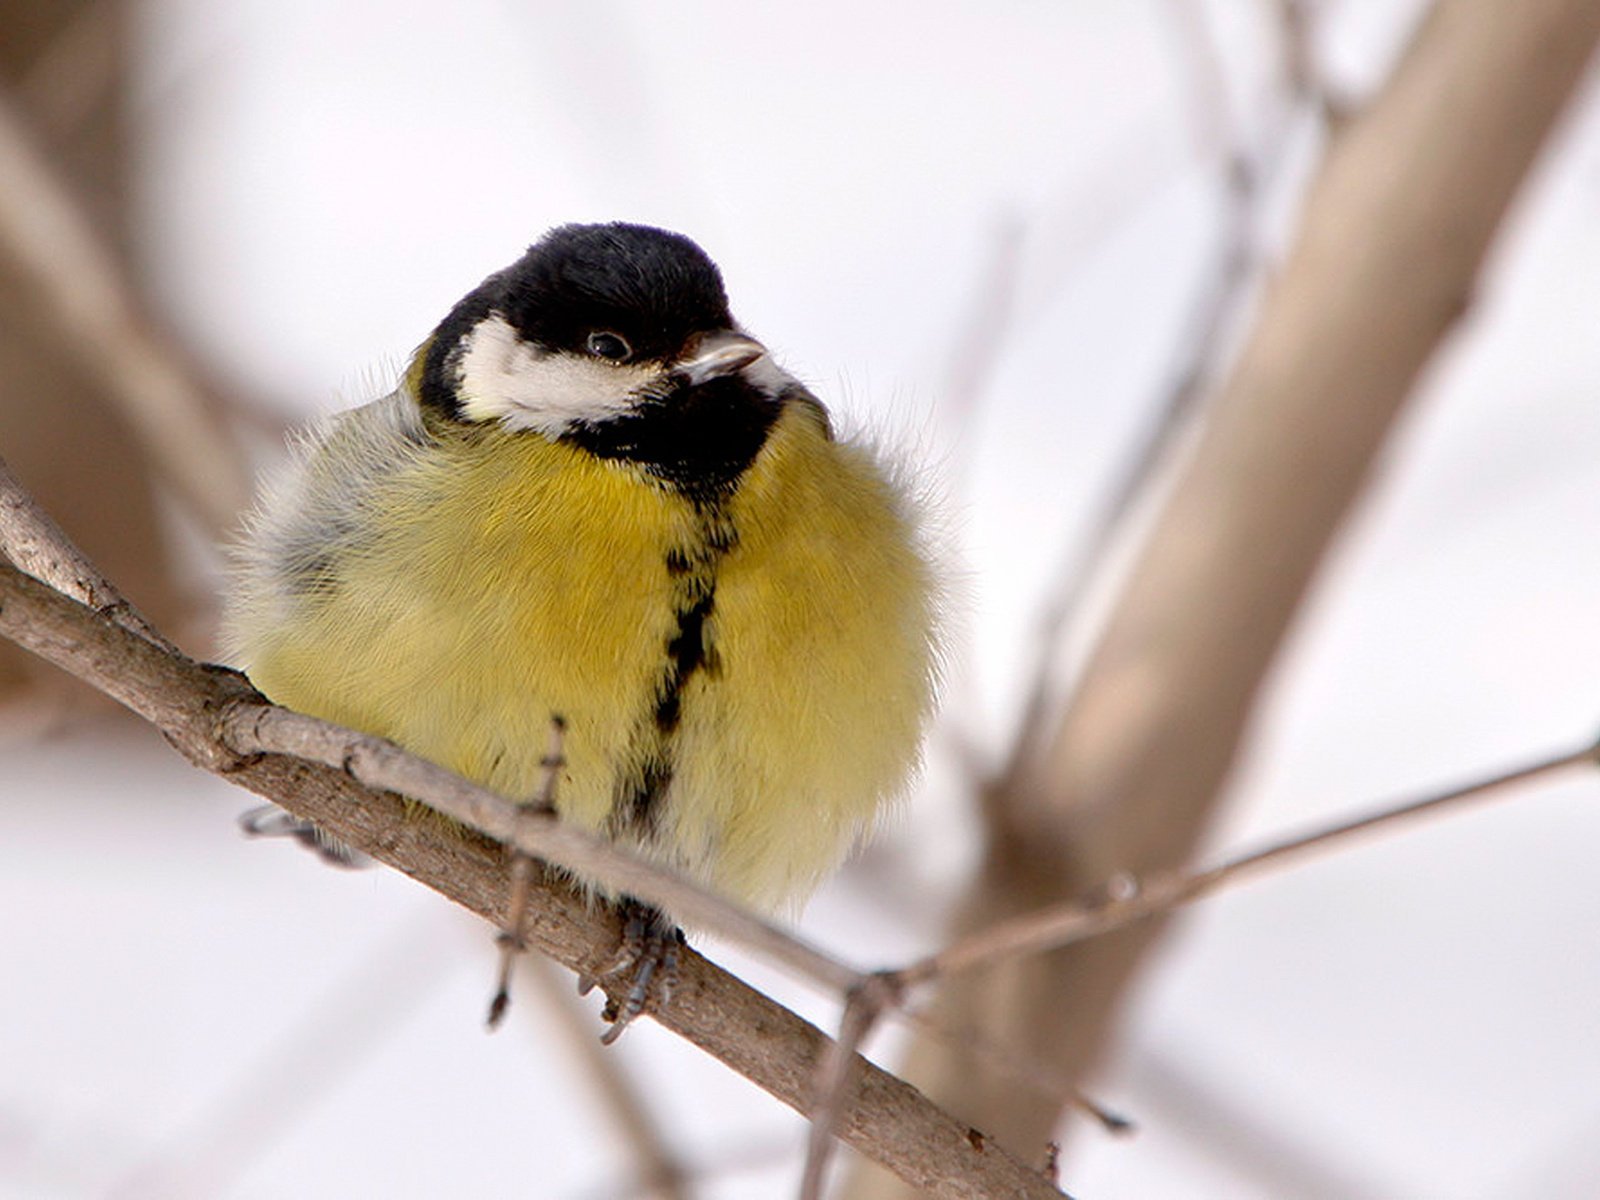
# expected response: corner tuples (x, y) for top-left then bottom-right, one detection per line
(225, 223), (939, 1030)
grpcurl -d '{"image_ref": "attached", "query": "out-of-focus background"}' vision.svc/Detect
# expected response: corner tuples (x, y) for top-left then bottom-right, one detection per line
(5, 1), (1600, 1196)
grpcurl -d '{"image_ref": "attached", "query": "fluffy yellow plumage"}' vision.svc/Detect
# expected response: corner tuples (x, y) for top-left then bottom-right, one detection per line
(225, 223), (937, 917)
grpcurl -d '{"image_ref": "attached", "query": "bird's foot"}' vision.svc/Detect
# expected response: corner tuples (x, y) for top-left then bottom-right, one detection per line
(580, 900), (682, 1044)
(237, 804), (370, 868)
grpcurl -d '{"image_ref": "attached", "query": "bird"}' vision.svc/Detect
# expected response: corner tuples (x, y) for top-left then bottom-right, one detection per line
(224, 222), (939, 1036)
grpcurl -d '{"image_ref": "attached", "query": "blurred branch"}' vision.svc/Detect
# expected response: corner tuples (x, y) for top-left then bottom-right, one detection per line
(856, 1), (1600, 1189)
(1274, 0), (1344, 121)
(1123, 1043), (1382, 1200)
(588, 1134), (799, 1200)
(107, 909), (458, 1200)
(799, 976), (895, 1200)
(527, 958), (690, 1200)
(1, 450), (1096, 1194)
(9, 4), (1596, 1175)
(932, 212), (1024, 485)
(898, 742), (1598, 986)
(0, 455), (173, 651)
(0, 83), (248, 532)
(0, 496), (1060, 1200)
(0, 3), (186, 701)
(894, 1004), (1134, 1136)
(1001, 0), (1324, 791)
(0, 458), (849, 989)
(17, 0), (118, 143)
(810, 738), (1598, 1146)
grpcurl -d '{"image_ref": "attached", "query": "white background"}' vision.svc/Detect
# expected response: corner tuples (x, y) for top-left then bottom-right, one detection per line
(6, 1), (1600, 1196)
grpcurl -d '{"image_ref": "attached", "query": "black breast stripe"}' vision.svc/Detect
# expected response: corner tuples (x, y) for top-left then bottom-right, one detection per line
(609, 501), (737, 837)
(587, 380), (775, 839)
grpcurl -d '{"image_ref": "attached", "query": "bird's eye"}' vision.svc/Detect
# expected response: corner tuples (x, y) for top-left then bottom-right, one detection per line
(586, 331), (632, 362)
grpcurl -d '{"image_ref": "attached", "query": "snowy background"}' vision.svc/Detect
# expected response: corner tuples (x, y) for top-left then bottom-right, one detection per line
(7, 1), (1600, 1196)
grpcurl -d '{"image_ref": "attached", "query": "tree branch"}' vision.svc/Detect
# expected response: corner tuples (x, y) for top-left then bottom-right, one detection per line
(0, 83), (248, 531)
(800, 975), (897, 1200)
(998, 0), (1313, 801)
(899, 741), (1599, 986)
(0, 555), (1061, 1200)
(864, 1), (1600, 1182)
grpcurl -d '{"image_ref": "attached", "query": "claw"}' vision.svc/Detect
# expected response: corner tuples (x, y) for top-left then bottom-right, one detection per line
(237, 804), (369, 868)
(594, 922), (643, 980)
(596, 901), (681, 1044)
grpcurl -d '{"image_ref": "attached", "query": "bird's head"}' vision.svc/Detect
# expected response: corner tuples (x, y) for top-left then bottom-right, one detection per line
(414, 223), (783, 438)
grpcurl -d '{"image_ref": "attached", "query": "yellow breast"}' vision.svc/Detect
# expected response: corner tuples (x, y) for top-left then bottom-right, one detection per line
(234, 398), (937, 912)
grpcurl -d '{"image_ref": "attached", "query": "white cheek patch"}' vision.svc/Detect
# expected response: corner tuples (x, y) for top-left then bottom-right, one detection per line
(455, 312), (659, 435)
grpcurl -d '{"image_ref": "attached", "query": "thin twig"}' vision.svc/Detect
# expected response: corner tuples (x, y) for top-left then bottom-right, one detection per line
(227, 703), (860, 998)
(1125, 1045), (1377, 1199)
(999, 0), (1312, 792)
(799, 976), (896, 1200)
(488, 856), (538, 1025)
(488, 716), (567, 1028)
(799, 984), (1123, 1199)
(527, 958), (691, 1200)
(900, 742), (1600, 988)
(0, 558), (1060, 1200)
(894, 1003), (1133, 1136)
(859, 3), (1600, 1171)
(14, 455), (1575, 1171)
(1, 442), (1110, 1132)
(1274, 0), (1352, 125)
(0, 84), (248, 531)
(105, 908), (460, 1200)
(934, 212), (1025, 491)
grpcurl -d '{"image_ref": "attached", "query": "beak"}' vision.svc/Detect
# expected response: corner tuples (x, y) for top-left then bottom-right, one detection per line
(676, 331), (768, 386)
